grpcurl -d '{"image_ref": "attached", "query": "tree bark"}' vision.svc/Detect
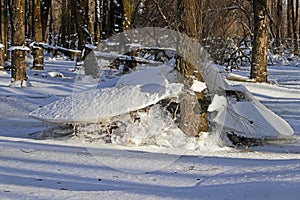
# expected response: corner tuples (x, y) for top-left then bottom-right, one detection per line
(287, 0), (293, 41)
(87, 0), (95, 44)
(10, 0), (27, 85)
(275, 0), (283, 51)
(292, 0), (299, 55)
(32, 0), (44, 70)
(60, 0), (68, 48)
(41, 0), (51, 41)
(0, 0), (9, 68)
(71, 0), (88, 52)
(175, 0), (208, 137)
(94, 0), (101, 45)
(251, 0), (268, 83)
(122, 0), (131, 31)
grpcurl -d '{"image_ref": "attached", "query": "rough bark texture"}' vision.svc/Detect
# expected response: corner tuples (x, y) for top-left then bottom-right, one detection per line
(251, 0), (268, 83)
(11, 0), (27, 83)
(41, 0), (51, 41)
(32, 0), (44, 70)
(287, 0), (293, 39)
(71, 0), (88, 51)
(87, 0), (95, 44)
(60, 0), (68, 48)
(275, 0), (283, 51)
(0, 0), (8, 68)
(292, 0), (299, 55)
(176, 0), (208, 137)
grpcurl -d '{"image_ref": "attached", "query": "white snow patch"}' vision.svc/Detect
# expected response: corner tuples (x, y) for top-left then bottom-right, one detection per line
(9, 46), (30, 51)
(9, 80), (32, 88)
(227, 73), (254, 82)
(48, 71), (65, 78)
(190, 79), (207, 92)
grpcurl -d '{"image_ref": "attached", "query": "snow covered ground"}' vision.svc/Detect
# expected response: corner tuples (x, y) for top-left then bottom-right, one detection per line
(1, 57), (300, 199)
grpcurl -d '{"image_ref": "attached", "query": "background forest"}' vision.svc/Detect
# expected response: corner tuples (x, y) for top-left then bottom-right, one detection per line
(0, 0), (299, 66)
(1, 2), (300, 198)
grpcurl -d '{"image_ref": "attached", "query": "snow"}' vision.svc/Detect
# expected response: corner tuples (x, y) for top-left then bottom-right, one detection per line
(209, 84), (294, 140)
(190, 80), (207, 92)
(9, 80), (32, 88)
(47, 71), (65, 78)
(1, 54), (300, 199)
(8, 46), (31, 51)
(29, 65), (183, 123)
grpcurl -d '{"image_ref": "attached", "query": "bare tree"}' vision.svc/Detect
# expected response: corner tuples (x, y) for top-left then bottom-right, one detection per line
(94, 0), (101, 44)
(10, 0), (27, 86)
(251, 0), (268, 82)
(0, 0), (8, 69)
(275, 0), (283, 50)
(292, 0), (299, 55)
(287, 0), (293, 43)
(32, 0), (44, 70)
(41, 0), (51, 41)
(71, 0), (88, 51)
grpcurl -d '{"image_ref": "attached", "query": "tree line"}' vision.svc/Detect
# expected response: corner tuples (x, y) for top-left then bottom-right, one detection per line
(0, 0), (296, 136)
(0, 0), (298, 85)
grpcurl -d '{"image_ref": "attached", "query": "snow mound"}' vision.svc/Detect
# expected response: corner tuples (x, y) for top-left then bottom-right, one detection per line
(30, 66), (183, 123)
(209, 85), (294, 141)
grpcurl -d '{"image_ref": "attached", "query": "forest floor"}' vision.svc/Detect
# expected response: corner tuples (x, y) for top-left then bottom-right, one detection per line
(0, 56), (300, 200)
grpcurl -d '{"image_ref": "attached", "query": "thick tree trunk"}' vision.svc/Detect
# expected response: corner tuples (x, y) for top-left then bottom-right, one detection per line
(251, 0), (268, 83)
(32, 0), (44, 70)
(10, 0), (27, 85)
(175, 0), (208, 137)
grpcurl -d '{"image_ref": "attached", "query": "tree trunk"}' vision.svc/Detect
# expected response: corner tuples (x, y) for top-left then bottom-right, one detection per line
(175, 0), (208, 137)
(60, 0), (68, 48)
(292, 0), (299, 55)
(71, 0), (88, 52)
(275, 0), (283, 52)
(122, 0), (131, 31)
(32, 0), (44, 70)
(94, 0), (101, 45)
(287, 0), (293, 41)
(88, 0), (95, 44)
(101, 0), (113, 39)
(0, 0), (9, 68)
(251, 0), (268, 83)
(41, 0), (51, 41)
(0, 0), (6, 69)
(10, 0), (27, 85)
